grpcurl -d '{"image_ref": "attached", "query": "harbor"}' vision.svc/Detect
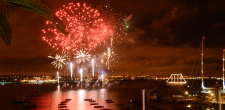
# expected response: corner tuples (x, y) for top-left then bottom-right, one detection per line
(1, 78), (225, 110)
(1, 0), (225, 110)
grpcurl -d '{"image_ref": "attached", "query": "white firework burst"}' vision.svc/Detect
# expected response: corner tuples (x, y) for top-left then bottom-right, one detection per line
(74, 50), (91, 63)
(48, 52), (67, 70)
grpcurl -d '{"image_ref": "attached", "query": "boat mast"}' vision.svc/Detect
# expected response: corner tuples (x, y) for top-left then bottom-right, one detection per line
(223, 49), (225, 91)
(201, 37), (205, 90)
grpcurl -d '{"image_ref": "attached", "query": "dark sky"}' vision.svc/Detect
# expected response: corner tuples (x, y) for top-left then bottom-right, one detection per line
(1, 0), (225, 77)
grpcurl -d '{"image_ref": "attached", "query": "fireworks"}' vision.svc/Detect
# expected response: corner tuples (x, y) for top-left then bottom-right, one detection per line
(44, 3), (127, 83)
(48, 52), (67, 70)
(74, 49), (91, 63)
(42, 3), (110, 52)
(70, 62), (73, 79)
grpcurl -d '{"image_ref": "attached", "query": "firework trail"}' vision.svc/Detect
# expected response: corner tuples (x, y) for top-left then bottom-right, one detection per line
(92, 59), (94, 77)
(70, 62), (73, 79)
(107, 48), (111, 69)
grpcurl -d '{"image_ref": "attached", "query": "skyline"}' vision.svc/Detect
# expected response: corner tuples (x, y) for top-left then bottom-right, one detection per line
(1, 0), (225, 77)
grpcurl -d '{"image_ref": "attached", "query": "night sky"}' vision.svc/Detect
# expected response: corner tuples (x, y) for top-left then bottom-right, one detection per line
(1, 0), (225, 77)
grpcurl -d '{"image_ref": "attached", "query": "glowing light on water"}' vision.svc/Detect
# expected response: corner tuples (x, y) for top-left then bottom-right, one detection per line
(74, 50), (91, 63)
(70, 62), (73, 79)
(48, 52), (67, 70)
(57, 71), (60, 89)
(80, 69), (83, 82)
(92, 59), (94, 78)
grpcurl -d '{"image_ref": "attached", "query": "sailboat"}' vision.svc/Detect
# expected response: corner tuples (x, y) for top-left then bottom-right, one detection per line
(200, 37), (214, 90)
(223, 49), (225, 91)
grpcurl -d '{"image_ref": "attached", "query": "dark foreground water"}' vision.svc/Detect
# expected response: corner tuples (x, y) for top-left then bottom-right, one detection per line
(0, 79), (222, 110)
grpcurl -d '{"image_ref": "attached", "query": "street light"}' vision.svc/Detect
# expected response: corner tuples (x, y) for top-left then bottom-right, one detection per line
(207, 91), (215, 102)
(184, 91), (189, 101)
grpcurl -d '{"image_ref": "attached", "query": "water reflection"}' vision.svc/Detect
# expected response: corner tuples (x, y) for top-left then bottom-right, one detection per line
(1, 80), (193, 110)
(76, 89), (86, 109)
(42, 89), (125, 110)
(39, 89), (118, 110)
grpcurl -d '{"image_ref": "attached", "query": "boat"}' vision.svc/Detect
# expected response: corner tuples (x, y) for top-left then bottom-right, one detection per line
(63, 100), (69, 102)
(58, 103), (66, 105)
(22, 103), (37, 109)
(84, 98), (92, 101)
(106, 99), (112, 101)
(116, 103), (123, 106)
(31, 93), (41, 97)
(166, 74), (186, 84)
(90, 103), (98, 105)
(12, 96), (30, 105)
(24, 94), (31, 98)
(94, 105), (104, 108)
(65, 99), (71, 101)
(58, 105), (67, 108)
(106, 101), (114, 103)
(89, 100), (96, 102)
(60, 101), (67, 104)
(12, 100), (30, 105)
(122, 107), (131, 109)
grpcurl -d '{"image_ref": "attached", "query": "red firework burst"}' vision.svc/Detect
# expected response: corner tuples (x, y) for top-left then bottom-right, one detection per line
(42, 3), (111, 52)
